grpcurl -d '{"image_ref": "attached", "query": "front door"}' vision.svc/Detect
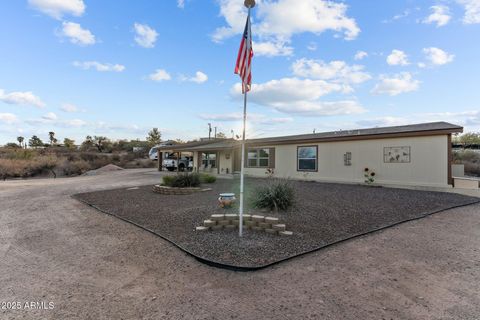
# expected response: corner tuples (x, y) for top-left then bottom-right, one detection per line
(233, 147), (241, 172)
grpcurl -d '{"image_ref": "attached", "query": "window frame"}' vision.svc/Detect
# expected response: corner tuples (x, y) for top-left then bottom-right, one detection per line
(297, 145), (318, 172)
(246, 148), (270, 168)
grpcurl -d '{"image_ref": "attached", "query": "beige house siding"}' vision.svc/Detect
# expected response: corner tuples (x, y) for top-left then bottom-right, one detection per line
(243, 135), (449, 187)
(218, 150), (233, 174)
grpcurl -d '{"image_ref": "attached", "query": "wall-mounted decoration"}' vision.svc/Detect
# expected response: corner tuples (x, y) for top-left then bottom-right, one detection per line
(344, 152), (352, 166)
(384, 146), (411, 163)
(225, 153), (230, 160)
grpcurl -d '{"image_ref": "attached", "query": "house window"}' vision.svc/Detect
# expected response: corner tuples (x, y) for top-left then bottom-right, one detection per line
(247, 148), (270, 167)
(344, 152), (352, 166)
(297, 146), (317, 171)
(201, 152), (216, 168)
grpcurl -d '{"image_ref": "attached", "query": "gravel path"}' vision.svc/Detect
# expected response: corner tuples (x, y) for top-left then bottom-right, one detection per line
(73, 178), (479, 268)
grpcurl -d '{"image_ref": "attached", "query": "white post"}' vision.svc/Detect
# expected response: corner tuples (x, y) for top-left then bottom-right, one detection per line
(239, 89), (247, 237)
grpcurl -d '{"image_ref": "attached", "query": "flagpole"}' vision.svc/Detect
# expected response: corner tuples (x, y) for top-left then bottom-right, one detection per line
(239, 83), (247, 237)
(239, 0), (254, 237)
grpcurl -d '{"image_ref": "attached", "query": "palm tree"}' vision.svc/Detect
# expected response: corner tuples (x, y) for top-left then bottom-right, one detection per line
(17, 136), (25, 148)
(48, 131), (57, 146)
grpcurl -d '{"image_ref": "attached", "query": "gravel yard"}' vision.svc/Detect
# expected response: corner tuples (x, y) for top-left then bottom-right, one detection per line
(74, 178), (479, 269)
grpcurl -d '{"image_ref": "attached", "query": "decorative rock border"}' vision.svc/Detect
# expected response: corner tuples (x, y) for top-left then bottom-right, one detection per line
(152, 185), (212, 195)
(195, 214), (293, 236)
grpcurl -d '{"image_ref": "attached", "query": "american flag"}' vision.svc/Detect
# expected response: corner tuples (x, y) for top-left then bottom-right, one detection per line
(234, 12), (253, 93)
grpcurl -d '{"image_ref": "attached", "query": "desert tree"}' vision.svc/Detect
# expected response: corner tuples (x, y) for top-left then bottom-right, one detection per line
(147, 128), (162, 146)
(28, 135), (44, 148)
(48, 131), (58, 146)
(92, 136), (111, 153)
(63, 138), (75, 149)
(17, 136), (25, 148)
(216, 132), (227, 139)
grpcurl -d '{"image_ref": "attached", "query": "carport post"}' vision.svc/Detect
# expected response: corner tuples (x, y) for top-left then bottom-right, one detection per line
(157, 150), (162, 171)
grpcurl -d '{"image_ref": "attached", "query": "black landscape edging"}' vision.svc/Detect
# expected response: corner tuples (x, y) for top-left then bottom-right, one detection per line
(72, 194), (480, 272)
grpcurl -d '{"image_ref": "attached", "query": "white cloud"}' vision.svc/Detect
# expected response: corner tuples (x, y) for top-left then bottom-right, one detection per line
(199, 112), (293, 125)
(177, 0), (185, 8)
(42, 112), (57, 120)
(354, 51), (368, 60)
(386, 49), (409, 66)
(149, 69), (172, 82)
(60, 103), (81, 113)
(230, 78), (365, 116)
(291, 59), (371, 90)
(133, 23), (158, 48)
(356, 116), (409, 128)
(64, 119), (87, 127)
(0, 113), (18, 124)
(212, 0), (360, 55)
(382, 9), (412, 23)
(307, 42), (317, 51)
(0, 89), (46, 108)
(180, 71), (208, 84)
(423, 5), (451, 27)
(29, 0), (85, 19)
(253, 40), (293, 57)
(423, 47), (455, 65)
(456, 0), (480, 24)
(371, 72), (420, 96)
(73, 61), (125, 72)
(60, 21), (96, 46)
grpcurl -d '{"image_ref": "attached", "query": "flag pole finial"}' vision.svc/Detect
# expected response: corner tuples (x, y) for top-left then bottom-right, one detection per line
(244, 0), (255, 8)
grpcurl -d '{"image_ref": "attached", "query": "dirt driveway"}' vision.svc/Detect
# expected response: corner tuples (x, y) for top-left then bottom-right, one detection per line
(1, 169), (479, 319)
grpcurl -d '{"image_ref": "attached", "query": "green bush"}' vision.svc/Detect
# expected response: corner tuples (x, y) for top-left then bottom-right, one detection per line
(252, 179), (295, 212)
(172, 173), (201, 188)
(162, 173), (201, 188)
(162, 175), (175, 186)
(200, 173), (216, 183)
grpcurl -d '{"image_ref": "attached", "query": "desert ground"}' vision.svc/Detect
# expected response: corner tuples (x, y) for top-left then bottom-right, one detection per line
(1, 169), (479, 319)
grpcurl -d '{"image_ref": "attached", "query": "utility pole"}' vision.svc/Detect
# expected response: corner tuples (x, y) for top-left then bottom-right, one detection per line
(231, 129), (234, 139)
(208, 123), (212, 140)
(214, 127), (217, 139)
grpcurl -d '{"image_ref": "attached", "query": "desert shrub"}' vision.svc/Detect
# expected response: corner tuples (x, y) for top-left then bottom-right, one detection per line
(0, 159), (25, 180)
(163, 173), (201, 188)
(5, 149), (37, 160)
(61, 159), (91, 176)
(200, 173), (216, 183)
(0, 155), (62, 180)
(453, 150), (480, 176)
(89, 156), (111, 170)
(453, 150), (479, 163)
(464, 161), (480, 177)
(79, 152), (102, 163)
(252, 179), (295, 212)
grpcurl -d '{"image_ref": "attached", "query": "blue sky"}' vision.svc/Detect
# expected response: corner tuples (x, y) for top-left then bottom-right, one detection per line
(0, 0), (479, 145)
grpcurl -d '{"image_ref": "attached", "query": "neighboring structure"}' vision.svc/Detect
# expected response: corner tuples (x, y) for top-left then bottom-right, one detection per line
(157, 122), (462, 188)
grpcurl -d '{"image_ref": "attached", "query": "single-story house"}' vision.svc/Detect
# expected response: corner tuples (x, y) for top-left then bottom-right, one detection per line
(157, 122), (462, 188)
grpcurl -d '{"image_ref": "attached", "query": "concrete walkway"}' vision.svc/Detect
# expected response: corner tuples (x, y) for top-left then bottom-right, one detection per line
(1, 169), (479, 319)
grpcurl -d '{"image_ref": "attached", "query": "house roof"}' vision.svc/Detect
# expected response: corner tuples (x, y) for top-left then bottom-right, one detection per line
(246, 121), (462, 146)
(159, 122), (462, 152)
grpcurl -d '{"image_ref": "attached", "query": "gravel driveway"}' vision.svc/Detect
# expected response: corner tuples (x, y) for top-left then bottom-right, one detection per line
(1, 169), (480, 319)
